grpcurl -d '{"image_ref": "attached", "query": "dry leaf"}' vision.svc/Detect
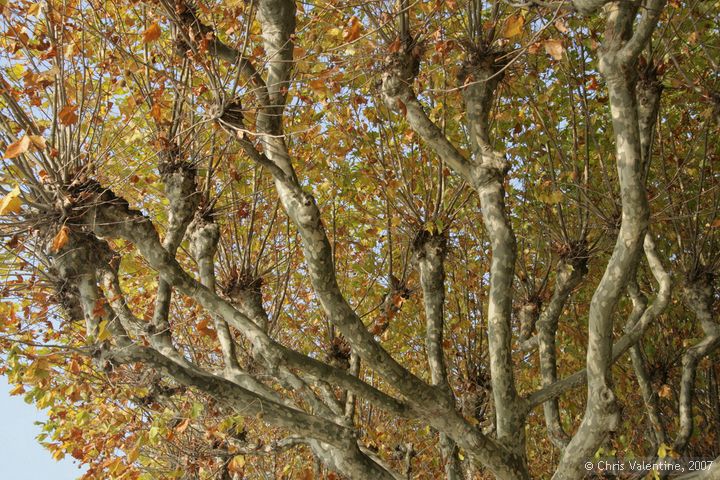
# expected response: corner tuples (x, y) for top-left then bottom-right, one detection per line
(544, 39), (564, 60)
(658, 384), (672, 399)
(554, 19), (569, 34)
(143, 22), (161, 43)
(29, 135), (46, 150)
(59, 104), (78, 125)
(343, 17), (362, 42)
(397, 99), (407, 117)
(52, 225), (71, 252)
(150, 103), (162, 122)
(502, 14), (525, 38)
(175, 418), (191, 434)
(308, 78), (326, 91)
(4, 135), (30, 159)
(228, 455), (246, 473)
(388, 37), (403, 53)
(0, 186), (23, 215)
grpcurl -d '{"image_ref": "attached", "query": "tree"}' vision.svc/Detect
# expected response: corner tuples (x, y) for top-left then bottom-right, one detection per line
(0, 0), (718, 477)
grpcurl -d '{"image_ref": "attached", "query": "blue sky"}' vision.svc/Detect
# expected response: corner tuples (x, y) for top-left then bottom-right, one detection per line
(0, 375), (85, 480)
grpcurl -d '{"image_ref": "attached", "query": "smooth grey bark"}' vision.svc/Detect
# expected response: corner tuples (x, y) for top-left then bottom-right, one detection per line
(380, 39), (529, 479)
(537, 260), (586, 449)
(551, 2), (665, 477)
(150, 161), (200, 362)
(626, 281), (666, 449)
(414, 231), (462, 480)
(674, 278), (720, 452)
(187, 213), (244, 380)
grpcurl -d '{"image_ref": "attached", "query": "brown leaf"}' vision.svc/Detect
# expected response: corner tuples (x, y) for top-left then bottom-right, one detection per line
(28, 135), (46, 150)
(658, 384), (672, 399)
(388, 37), (403, 53)
(59, 104), (78, 125)
(51, 225), (71, 252)
(554, 19), (569, 34)
(175, 418), (191, 434)
(343, 17), (362, 42)
(544, 40), (564, 60)
(502, 14), (525, 38)
(150, 103), (162, 123)
(143, 22), (162, 43)
(397, 99), (407, 117)
(4, 135), (30, 159)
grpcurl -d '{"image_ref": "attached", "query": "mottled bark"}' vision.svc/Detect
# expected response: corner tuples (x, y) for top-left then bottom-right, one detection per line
(626, 281), (666, 450)
(551, 2), (665, 476)
(414, 231), (462, 480)
(674, 277), (720, 452)
(537, 260), (586, 448)
(188, 214), (244, 379)
(380, 40), (529, 479)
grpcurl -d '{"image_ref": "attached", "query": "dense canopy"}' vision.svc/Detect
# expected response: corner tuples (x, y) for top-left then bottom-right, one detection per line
(0, 0), (718, 478)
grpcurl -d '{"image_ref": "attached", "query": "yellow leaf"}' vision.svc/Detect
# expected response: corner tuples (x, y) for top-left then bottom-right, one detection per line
(0, 186), (22, 215)
(52, 225), (70, 252)
(228, 455), (245, 473)
(544, 39), (564, 60)
(27, 2), (41, 16)
(9, 384), (25, 395)
(29, 135), (46, 150)
(502, 14), (525, 38)
(4, 135), (30, 159)
(143, 22), (161, 43)
(97, 319), (111, 341)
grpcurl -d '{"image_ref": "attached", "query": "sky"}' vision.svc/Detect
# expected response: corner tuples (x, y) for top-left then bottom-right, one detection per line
(0, 375), (85, 480)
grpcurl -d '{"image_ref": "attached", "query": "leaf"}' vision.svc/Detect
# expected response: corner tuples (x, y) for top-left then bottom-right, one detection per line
(658, 384), (672, 399)
(4, 135), (30, 159)
(175, 418), (191, 434)
(0, 186), (22, 215)
(397, 99), (407, 117)
(97, 319), (111, 341)
(343, 17), (362, 42)
(51, 226), (70, 252)
(308, 78), (326, 92)
(9, 384), (25, 395)
(228, 455), (245, 473)
(150, 103), (162, 123)
(502, 14), (525, 38)
(143, 22), (161, 43)
(388, 37), (403, 53)
(544, 40), (564, 60)
(59, 104), (78, 125)
(28, 135), (46, 150)
(554, 19), (569, 34)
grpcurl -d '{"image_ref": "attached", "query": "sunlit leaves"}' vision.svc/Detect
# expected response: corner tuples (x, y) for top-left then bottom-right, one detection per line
(543, 39), (564, 60)
(0, 186), (22, 215)
(3, 136), (30, 159)
(502, 14), (525, 38)
(51, 226), (70, 252)
(142, 22), (161, 43)
(58, 104), (78, 125)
